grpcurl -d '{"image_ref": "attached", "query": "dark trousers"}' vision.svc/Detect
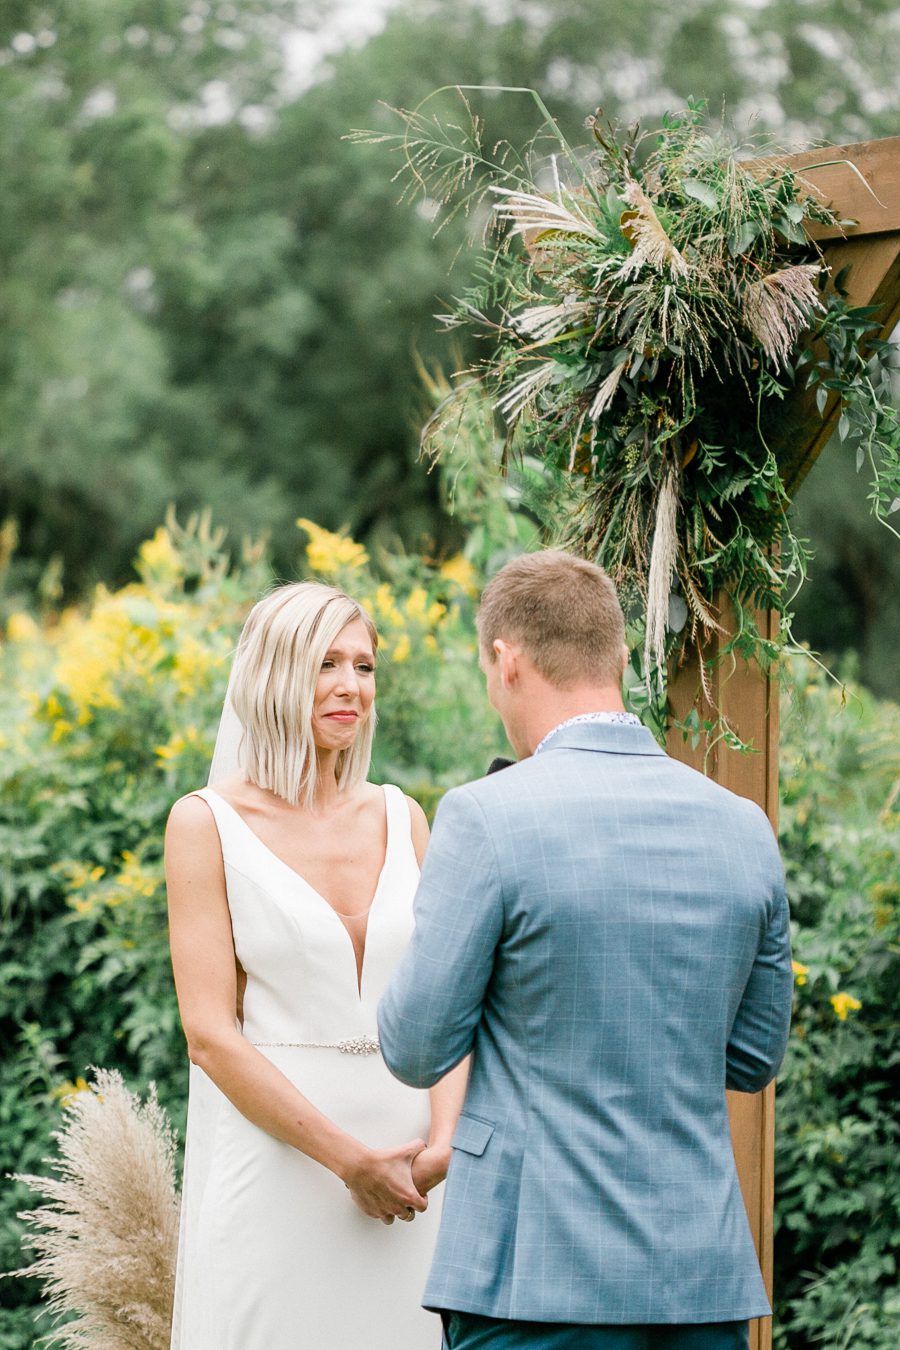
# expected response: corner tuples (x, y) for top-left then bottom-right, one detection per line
(441, 1311), (750, 1350)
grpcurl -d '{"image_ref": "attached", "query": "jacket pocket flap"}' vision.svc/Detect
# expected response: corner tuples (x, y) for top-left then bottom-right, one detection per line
(451, 1113), (495, 1156)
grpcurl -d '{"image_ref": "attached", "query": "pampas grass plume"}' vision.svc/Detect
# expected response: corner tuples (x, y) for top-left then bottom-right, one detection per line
(644, 466), (680, 694)
(10, 1069), (180, 1350)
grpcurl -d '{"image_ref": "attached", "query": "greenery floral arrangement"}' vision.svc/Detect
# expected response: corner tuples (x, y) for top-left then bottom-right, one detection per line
(354, 92), (899, 737)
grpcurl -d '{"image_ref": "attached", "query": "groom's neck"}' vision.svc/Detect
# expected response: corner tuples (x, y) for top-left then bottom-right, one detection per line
(512, 678), (627, 759)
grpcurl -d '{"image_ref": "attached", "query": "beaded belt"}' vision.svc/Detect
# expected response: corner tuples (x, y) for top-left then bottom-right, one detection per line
(251, 1037), (381, 1057)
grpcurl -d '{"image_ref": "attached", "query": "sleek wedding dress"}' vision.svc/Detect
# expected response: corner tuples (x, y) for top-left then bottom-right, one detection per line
(170, 783), (442, 1349)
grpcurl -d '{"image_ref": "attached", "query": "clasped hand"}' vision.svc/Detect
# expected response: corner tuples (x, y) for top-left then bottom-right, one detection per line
(344, 1138), (451, 1224)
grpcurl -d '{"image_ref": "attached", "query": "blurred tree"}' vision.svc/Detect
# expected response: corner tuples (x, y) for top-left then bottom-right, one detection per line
(790, 435), (899, 698)
(0, 0), (299, 592)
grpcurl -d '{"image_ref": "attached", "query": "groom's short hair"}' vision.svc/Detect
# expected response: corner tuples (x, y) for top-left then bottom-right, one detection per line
(477, 550), (626, 687)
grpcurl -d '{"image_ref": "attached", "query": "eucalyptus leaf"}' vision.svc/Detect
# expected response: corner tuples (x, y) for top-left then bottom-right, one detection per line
(776, 216), (807, 245)
(682, 178), (718, 209)
(728, 221), (759, 256)
(667, 593), (688, 633)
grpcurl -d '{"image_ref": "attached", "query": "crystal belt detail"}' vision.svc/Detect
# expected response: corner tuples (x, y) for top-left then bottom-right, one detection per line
(251, 1037), (381, 1056)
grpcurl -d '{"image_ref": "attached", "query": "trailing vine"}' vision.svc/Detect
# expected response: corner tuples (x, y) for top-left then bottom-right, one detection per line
(353, 92), (900, 742)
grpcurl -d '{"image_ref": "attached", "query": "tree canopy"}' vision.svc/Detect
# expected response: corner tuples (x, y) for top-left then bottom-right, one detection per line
(1, 0), (897, 684)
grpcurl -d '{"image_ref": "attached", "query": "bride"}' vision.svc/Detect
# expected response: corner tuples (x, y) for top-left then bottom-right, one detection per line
(165, 581), (465, 1348)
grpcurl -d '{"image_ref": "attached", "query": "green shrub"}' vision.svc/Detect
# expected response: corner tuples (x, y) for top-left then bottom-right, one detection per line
(1, 509), (896, 1346)
(774, 659), (899, 1348)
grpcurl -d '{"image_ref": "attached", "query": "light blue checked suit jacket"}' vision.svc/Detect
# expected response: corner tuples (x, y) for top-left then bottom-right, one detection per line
(378, 721), (793, 1326)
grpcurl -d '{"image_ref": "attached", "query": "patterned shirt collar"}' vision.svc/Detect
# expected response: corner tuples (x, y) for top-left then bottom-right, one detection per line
(534, 711), (642, 756)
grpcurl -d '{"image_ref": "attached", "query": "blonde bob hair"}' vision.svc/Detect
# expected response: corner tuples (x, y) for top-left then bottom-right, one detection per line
(230, 581), (378, 808)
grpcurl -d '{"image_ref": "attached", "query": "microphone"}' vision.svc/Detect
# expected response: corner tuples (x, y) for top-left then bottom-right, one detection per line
(487, 757), (515, 775)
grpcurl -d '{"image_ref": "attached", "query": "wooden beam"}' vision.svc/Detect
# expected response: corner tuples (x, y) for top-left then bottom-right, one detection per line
(756, 136), (900, 492)
(787, 136), (900, 241)
(778, 229), (900, 494)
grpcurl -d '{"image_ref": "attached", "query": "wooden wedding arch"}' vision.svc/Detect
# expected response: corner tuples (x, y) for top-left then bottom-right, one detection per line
(666, 133), (900, 1350)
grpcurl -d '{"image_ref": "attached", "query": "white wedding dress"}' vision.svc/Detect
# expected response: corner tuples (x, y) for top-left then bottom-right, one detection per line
(170, 783), (442, 1349)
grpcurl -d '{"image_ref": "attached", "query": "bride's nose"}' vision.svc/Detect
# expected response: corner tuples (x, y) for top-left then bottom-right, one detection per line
(334, 661), (360, 695)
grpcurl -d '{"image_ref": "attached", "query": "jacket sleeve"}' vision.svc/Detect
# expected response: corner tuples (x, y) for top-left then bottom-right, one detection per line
(726, 820), (793, 1092)
(378, 785), (504, 1088)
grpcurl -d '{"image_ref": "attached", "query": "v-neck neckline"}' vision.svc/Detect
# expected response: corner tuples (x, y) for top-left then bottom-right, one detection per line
(205, 784), (392, 998)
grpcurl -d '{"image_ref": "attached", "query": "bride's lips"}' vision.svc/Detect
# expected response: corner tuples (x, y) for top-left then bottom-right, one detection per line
(323, 711), (359, 722)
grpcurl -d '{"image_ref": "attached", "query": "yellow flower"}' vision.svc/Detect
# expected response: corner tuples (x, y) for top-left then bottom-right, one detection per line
(51, 718), (74, 743)
(53, 588), (173, 719)
(52, 1076), (90, 1107)
(371, 583), (403, 628)
(113, 849), (159, 900)
(439, 554), (479, 597)
(392, 634), (411, 663)
(59, 859), (106, 914)
(297, 518), (369, 573)
(155, 733), (186, 762)
(791, 960), (809, 987)
(404, 586), (446, 628)
(404, 587), (429, 622)
(173, 637), (220, 695)
(830, 992), (861, 1021)
(138, 527), (184, 584)
(6, 611), (39, 643)
(155, 726), (200, 762)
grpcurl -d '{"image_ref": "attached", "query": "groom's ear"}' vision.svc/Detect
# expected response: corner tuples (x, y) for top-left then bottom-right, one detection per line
(494, 638), (519, 689)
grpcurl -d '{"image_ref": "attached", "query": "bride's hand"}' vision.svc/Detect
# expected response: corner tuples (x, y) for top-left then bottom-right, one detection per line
(411, 1143), (451, 1195)
(343, 1138), (428, 1224)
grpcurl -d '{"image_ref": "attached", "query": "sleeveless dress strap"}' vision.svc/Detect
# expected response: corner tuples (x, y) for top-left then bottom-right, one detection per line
(183, 786), (250, 874)
(381, 783), (406, 838)
(381, 783), (418, 866)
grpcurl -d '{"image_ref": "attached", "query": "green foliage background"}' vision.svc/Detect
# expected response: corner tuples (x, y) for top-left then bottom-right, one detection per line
(0, 2), (899, 1346)
(2, 494), (898, 1347)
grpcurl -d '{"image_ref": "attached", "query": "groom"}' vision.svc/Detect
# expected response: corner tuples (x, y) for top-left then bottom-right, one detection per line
(378, 550), (793, 1350)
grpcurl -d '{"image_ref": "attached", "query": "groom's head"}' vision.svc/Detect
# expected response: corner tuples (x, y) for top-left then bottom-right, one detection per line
(477, 550), (628, 757)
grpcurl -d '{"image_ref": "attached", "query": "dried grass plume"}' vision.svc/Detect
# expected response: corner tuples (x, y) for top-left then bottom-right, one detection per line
(644, 466), (680, 693)
(618, 181), (689, 279)
(742, 263), (824, 371)
(9, 1068), (180, 1350)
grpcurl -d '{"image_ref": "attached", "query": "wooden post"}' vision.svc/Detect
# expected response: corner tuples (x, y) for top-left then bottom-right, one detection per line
(664, 134), (900, 1349)
(666, 604), (779, 1350)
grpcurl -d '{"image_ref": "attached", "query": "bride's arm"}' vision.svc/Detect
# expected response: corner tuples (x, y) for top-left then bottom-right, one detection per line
(415, 1059), (469, 1193)
(165, 795), (427, 1223)
(407, 796), (470, 1194)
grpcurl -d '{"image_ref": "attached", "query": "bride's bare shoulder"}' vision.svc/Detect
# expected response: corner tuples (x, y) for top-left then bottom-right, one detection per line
(166, 789), (217, 840)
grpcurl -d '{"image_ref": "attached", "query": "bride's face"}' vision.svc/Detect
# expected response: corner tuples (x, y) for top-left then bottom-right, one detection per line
(311, 617), (376, 753)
